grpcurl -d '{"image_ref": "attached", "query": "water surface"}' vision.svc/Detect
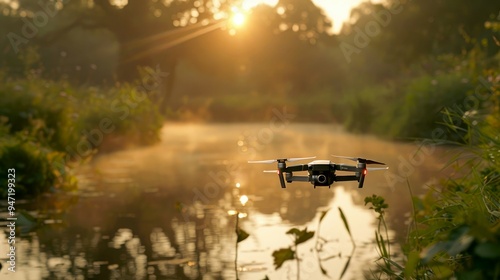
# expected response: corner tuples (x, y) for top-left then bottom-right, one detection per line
(0, 123), (453, 279)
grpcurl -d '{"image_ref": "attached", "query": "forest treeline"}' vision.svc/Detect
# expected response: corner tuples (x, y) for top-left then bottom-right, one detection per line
(1, 1), (498, 130)
(0, 0), (499, 197)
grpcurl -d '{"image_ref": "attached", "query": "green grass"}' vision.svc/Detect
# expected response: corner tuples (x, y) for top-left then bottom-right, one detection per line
(364, 79), (500, 279)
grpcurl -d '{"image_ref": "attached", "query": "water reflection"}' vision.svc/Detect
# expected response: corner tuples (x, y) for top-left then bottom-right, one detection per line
(0, 123), (451, 279)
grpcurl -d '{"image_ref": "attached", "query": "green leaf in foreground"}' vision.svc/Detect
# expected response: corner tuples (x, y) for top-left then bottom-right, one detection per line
(272, 248), (295, 269)
(404, 251), (420, 278)
(474, 242), (500, 258)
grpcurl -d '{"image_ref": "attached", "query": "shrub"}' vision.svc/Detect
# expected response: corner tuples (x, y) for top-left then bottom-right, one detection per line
(0, 78), (81, 152)
(0, 134), (75, 198)
(0, 74), (163, 198)
(368, 88), (500, 279)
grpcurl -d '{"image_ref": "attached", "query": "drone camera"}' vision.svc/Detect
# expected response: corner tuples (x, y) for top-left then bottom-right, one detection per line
(317, 174), (327, 184)
(308, 163), (334, 187)
(311, 174), (331, 187)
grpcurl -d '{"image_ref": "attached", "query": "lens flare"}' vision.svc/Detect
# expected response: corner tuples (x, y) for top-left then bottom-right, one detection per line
(231, 11), (246, 27)
(239, 195), (249, 206)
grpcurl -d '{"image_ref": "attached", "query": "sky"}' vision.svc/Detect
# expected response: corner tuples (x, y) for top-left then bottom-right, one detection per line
(0, 0), (375, 34)
(312, 0), (372, 33)
(242, 0), (376, 33)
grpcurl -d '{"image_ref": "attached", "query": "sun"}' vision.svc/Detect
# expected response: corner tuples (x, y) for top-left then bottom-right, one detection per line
(229, 5), (247, 28)
(231, 11), (246, 27)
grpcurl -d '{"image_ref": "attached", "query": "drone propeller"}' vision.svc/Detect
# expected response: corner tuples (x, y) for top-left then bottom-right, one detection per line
(331, 155), (386, 165)
(248, 156), (316, 164)
(263, 170), (279, 173)
(367, 167), (389, 171)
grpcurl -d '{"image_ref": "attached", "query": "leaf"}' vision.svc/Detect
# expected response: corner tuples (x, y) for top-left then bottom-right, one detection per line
(286, 227), (315, 245)
(491, 211), (500, 218)
(429, 264), (453, 279)
(17, 210), (38, 234)
(339, 256), (352, 280)
(319, 208), (330, 222)
(319, 263), (328, 276)
(382, 257), (405, 271)
(295, 228), (315, 246)
(338, 207), (354, 245)
(404, 250), (420, 278)
(236, 227), (249, 243)
(272, 248), (295, 269)
(474, 242), (500, 258)
(286, 228), (301, 237)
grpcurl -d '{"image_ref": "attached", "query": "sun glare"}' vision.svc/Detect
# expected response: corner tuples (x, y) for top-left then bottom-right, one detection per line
(231, 10), (246, 27)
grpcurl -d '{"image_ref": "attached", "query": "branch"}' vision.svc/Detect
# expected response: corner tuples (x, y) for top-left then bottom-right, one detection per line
(37, 17), (83, 45)
(93, 0), (117, 16)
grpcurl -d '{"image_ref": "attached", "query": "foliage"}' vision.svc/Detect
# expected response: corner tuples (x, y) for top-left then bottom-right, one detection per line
(236, 226), (250, 243)
(272, 227), (315, 278)
(342, 51), (494, 140)
(273, 247), (297, 270)
(78, 83), (163, 147)
(365, 77), (500, 279)
(0, 77), (81, 152)
(403, 105), (500, 279)
(337, 0), (499, 139)
(337, 207), (356, 279)
(0, 70), (163, 198)
(364, 195), (398, 277)
(0, 133), (76, 198)
(270, 208), (358, 279)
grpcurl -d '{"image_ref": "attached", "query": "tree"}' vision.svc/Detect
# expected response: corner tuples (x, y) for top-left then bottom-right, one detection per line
(2, 0), (338, 113)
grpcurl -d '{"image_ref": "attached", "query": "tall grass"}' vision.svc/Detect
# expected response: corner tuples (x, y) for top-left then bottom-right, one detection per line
(365, 75), (500, 279)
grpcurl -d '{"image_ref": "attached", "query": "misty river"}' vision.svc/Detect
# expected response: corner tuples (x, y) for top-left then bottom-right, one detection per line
(0, 123), (454, 280)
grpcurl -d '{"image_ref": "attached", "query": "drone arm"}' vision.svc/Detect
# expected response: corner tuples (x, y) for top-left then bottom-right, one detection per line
(358, 173), (366, 188)
(335, 164), (361, 172)
(335, 175), (367, 188)
(335, 175), (358, 182)
(278, 171), (286, 188)
(287, 175), (310, 182)
(285, 164), (309, 172)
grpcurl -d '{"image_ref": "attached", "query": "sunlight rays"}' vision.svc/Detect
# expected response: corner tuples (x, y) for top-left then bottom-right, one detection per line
(124, 20), (227, 63)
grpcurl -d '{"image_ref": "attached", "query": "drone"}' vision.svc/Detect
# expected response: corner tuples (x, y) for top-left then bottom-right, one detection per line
(248, 155), (388, 188)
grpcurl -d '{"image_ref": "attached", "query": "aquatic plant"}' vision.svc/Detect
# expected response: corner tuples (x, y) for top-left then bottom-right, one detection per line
(272, 227), (315, 280)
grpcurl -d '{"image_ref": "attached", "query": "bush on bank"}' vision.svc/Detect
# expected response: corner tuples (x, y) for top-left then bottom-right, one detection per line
(370, 72), (500, 279)
(0, 75), (163, 198)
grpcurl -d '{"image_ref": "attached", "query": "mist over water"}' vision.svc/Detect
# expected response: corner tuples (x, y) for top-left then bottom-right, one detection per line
(0, 123), (453, 279)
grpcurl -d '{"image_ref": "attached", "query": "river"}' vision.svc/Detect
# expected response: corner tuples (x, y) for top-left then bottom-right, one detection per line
(0, 123), (453, 280)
